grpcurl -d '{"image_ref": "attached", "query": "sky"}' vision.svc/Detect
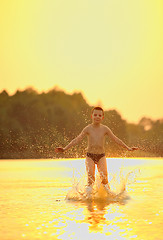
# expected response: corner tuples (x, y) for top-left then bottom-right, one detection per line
(0, 0), (163, 123)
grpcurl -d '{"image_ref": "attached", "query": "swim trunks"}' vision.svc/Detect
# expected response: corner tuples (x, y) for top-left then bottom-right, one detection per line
(86, 152), (105, 164)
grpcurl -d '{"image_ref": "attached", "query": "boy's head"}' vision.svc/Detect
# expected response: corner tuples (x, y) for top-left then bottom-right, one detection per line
(91, 107), (104, 123)
(92, 107), (104, 115)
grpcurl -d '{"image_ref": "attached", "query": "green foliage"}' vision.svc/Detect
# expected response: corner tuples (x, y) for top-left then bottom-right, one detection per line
(126, 118), (163, 157)
(0, 88), (162, 158)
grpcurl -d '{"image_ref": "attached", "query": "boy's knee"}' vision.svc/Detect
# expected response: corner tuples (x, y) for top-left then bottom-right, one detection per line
(100, 172), (108, 185)
(101, 178), (108, 185)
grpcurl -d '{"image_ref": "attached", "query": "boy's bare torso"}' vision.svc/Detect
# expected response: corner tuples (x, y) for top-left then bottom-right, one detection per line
(55, 108), (138, 156)
(85, 124), (108, 154)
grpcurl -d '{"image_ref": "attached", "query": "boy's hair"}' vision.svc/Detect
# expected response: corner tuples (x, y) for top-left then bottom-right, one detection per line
(92, 107), (104, 115)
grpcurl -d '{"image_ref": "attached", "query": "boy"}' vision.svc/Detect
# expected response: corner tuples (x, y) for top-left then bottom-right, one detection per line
(55, 107), (138, 197)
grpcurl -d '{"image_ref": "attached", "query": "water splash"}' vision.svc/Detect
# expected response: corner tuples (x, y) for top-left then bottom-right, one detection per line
(65, 167), (140, 203)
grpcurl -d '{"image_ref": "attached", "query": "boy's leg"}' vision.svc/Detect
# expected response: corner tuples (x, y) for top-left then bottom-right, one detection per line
(85, 157), (95, 197)
(85, 156), (95, 186)
(97, 156), (108, 185)
(97, 157), (116, 197)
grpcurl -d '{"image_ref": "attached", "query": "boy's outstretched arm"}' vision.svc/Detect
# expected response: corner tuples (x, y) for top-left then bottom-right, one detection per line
(55, 128), (87, 153)
(106, 127), (138, 151)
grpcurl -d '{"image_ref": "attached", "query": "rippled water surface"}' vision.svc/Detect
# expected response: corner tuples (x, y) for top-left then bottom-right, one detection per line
(0, 158), (163, 240)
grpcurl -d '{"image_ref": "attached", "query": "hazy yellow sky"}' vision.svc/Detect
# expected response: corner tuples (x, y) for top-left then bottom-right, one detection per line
(1, 0), (163, 123)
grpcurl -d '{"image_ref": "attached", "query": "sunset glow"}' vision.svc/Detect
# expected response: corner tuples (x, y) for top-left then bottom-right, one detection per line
(1, 0), (163, 122)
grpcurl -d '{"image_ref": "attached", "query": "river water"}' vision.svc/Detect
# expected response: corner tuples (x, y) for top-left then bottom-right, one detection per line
(0, 158), (163, 240)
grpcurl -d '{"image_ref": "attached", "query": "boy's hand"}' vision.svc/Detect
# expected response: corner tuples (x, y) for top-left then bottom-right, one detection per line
(55, 147), (65, 153)
(128, 147), (139, 151)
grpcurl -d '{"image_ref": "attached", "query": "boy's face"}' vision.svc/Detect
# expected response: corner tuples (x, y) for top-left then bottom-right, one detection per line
(91, 109), (104, 124)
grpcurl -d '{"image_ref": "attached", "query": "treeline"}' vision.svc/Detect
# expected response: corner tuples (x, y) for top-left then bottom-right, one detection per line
(0, 88), (162, 159)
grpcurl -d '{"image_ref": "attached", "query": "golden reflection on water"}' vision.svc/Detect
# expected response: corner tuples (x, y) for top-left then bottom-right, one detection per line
(0, 158), (163, 240)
